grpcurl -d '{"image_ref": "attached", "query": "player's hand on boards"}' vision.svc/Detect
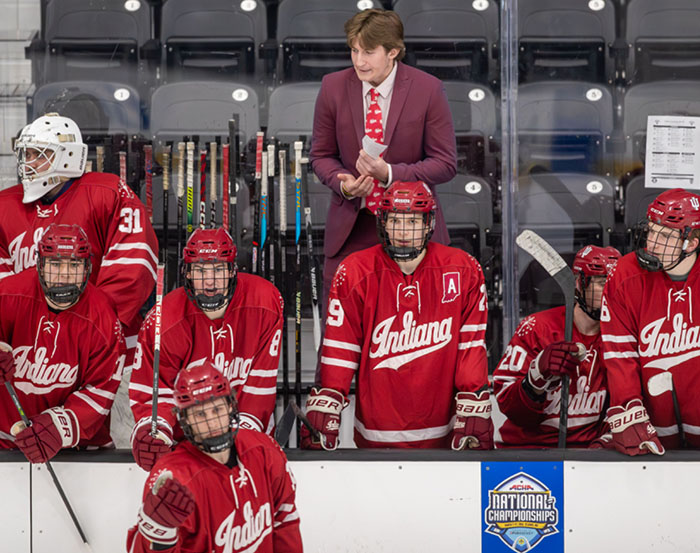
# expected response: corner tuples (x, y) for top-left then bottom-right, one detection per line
(337, 173), (374, 199)
(527, 341), (585, 393)
(301, 387), (346, 451)
(138, 471), (195, 546)
(12, 407), (76, 463)
(606, 399), (665, 456)
(131, 418), (174, 472)
(0, 341), (14, 384)
(451, 390), (494, 451)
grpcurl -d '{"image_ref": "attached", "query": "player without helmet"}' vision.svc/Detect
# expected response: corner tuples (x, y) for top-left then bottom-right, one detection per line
(37, 223), (92, 310)
(14, 113), (87, 204)
(636, 187), (700, 274)
(182, 228), (237, 314)
(376, 180), (436, 263)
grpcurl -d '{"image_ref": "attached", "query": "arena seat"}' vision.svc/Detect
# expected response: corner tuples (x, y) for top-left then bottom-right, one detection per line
(517, 172), (615, 314)
(36, 0), (152, 87)
(393, 0), (499, 85)
(266, 82), (320, 146)
(160, 0), (267, 82)
(622, 175), (667, 249)
(626, 0), (700, 84)
(518, 0), (616, 84)
(517, 81), (614, 174)
(276, 0), (382, 83)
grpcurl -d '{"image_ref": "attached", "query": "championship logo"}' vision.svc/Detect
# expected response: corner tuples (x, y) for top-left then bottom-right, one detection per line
(484, 472), (559, 552)
(441, 272), (460, 303)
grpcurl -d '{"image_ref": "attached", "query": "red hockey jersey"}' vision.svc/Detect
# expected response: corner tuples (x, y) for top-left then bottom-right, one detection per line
(0, 272), (125, 448)
(601, 251), (700, 449)
(320, 243), (489, 448)
(126, 431), (302, 553)
(0, 173), (158, 330)
(493, 306), (608, 448)
(129, 276), (283, 438)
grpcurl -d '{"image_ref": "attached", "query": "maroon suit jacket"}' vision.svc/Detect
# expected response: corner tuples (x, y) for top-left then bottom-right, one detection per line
(310, 62), (457, 257)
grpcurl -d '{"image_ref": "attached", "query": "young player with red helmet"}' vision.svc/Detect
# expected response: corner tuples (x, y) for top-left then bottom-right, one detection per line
(493, 245), (621, 448)
(601, 188), (700, 455)
(301, 181), (493, 450)
(129, 228), (283, 471)
(0, 112), (158, 398)
(0, 224), (126, 461)
(126, 361), (302, 553)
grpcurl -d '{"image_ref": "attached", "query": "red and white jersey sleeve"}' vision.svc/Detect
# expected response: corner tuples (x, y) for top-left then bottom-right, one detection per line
(320, 243), (489, 448)
(0, 273), (125, 448)
(126, 431), (302, 553)
(493, 306), (607, 448)
(0, 174), (157, 329)
(129, 275), (283, 439)
(600, 252), (700, 448)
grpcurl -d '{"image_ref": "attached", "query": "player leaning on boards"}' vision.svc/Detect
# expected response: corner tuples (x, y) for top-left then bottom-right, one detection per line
(302, 181), (493, 450)
(601, 188), (700, 456)
(126, 361), (302, 553)
(493, 245), (621, 448)
(0, 224), (125, 461)
(129, 228), (283, 471)
(1, 113), (158, 363)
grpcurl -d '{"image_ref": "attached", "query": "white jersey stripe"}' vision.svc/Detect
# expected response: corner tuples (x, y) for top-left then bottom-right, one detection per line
(601, 334), (637, 343)
(84, 385), (116, 400)
(320, 356), (359, 370)
(458, 340), (485, 350)
(101, 258), (157, 280)
(322, 338), (362, 352)
(241, 385), (277, 395)
(354, 417), (454, 443)
(656, 423), (700, 436)
(460, 324), (487, 332)
(603, 351), (639, 360)
(105, 242), (159, 264)
(130, 382), (174, 396)
(249, 369), (278, 378)
(73, 391), (110, 416)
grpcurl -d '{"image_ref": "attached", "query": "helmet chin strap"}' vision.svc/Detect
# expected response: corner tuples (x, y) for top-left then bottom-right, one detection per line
(194, 292), (228, 311)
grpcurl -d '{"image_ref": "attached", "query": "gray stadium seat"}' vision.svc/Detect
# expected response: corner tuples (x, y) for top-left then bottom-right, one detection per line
(393, 0), (499, 84)
(623, 175), (667, 249)
(266, 82), (320, 145)
(276, 0), (382, 83)
(517, 172), (615, 314)
(443, 81), (497, 177)
(626, 0), (700, 84)
(517, 81), (614, 174)
(37, 0), (152, 86)
(160, 0), (267, 82)
(518, 0), (616, 84)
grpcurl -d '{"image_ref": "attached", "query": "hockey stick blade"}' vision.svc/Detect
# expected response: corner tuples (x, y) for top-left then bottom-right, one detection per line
(275, 403), (297, 447)
(516, 230), (575, 448)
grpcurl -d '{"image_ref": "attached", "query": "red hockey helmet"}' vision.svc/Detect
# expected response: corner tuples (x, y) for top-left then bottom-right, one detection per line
(174, 360), (239, 453)
(647, 188), (700, 230)
(376, 181), (436, 261)
(37, 223), (92, 307)
(573, 245), (620, 321)
(182, 228), (237, 311)
(637, 188), (700, 272)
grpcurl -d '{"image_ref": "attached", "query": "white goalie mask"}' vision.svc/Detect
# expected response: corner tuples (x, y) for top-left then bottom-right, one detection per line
(14, 113), (88, 203)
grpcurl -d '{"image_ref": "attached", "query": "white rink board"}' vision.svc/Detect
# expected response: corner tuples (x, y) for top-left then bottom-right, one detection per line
(0, 462), (30, 551)
(565, 462), (700, 553)
(293, 461), (482, 553)
(32, 461), (147, 553)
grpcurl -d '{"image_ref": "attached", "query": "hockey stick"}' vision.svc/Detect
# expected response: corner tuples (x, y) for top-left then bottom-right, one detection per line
(300, 152), (321, 352)
(209, 141), (218, 228)
(228, 119), (238, 241)
(267, 142), (277, 287)
(176, 142), (185, 287)
(279, 149), (290, 409)
(144, 144), (153, 223)
(294, 142), (303, 424)
(150, 264), (166, 437)
(96, 145), (104, 173)
(648, 372), (686, 447)
(119, 151), (127, 185)
(2, 368), (90, 547)
(198, 148), (207, 230)
(222, 143), (230, 232)
(290, 399), (321, 442)
(186, 142), (195, 237)
(516, 230), (575, 448)
(260, 151), (269, 280)
(252, 131), (264, 275)
(162, 144), (171, 289)
(275, 402), (296, 447)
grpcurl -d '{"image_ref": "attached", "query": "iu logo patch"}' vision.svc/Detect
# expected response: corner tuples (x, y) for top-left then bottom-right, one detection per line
(441, 272), (460, 303)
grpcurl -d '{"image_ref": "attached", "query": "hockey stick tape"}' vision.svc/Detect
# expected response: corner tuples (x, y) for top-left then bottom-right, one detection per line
(575, 343), (587, 361)
(0, 341), (11, 353)
(152, 470), (173, 495)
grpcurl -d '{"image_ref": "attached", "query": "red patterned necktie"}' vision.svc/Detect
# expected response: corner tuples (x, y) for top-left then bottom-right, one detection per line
(364, 88), (385, 214)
